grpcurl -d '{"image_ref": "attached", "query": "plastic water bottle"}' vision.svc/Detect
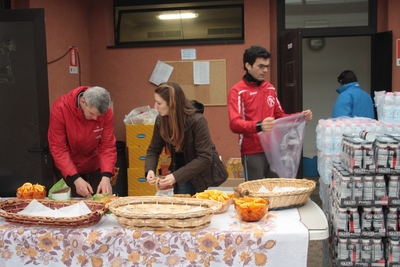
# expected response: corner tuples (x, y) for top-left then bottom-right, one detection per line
(393, 92), (400, 122)
(322, 122), (334, 153)
(332, 122), (343, 155)
(382, 92), (394, 123)
(316, 119), (324, 150)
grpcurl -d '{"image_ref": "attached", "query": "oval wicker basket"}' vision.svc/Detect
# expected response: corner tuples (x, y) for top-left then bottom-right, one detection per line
(0, 198), (107, 227)
(235, 178), (316, 210)
(107, 196), (222, 231)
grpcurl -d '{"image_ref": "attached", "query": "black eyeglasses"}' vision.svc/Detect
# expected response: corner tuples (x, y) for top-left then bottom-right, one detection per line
(256, 64), (270, 70)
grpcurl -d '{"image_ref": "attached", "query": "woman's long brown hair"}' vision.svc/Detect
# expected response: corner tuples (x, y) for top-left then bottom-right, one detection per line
(155, 82), (195, 152)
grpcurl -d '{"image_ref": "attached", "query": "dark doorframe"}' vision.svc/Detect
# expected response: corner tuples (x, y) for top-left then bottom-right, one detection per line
(0, 9), (53, 196)
(278, 28), (303, 178)
(0, 0), (11, 9)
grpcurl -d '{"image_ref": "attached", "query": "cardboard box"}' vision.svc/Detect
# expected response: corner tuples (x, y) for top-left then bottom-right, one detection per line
(128, 146), (148, 168)
(219, 178), (245, 187)
(128, 167), (156, 196)
(126, 124), (154, 147)
(226, 158), (244, 178)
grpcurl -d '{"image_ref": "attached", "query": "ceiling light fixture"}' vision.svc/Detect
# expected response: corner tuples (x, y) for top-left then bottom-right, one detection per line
(156, 12), (198, 20)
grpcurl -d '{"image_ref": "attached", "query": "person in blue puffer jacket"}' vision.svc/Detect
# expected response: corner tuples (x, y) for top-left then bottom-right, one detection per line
(332, 70), (375, 119)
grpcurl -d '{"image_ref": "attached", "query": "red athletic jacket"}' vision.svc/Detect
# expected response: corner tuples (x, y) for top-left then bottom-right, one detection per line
(48, 86), (117, 179)
(228, 77), (289, 156)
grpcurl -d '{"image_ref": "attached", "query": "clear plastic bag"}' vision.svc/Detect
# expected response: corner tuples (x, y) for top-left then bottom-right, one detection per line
(258, 113), (306, 178)
(123, 105), (158, 125)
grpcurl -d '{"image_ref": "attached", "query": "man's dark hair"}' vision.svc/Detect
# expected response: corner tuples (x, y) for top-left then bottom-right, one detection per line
(337, 70), (358, 85)
(243, 45), (271, 71)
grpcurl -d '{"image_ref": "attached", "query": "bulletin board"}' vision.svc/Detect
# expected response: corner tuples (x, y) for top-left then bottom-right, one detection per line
(164, 60), (226, 106)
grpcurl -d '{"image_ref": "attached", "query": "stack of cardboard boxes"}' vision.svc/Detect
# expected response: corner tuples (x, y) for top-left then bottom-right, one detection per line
(126, 124), (156, 196)
(126, 124), (171, 196)
(222, 158), (245, 187)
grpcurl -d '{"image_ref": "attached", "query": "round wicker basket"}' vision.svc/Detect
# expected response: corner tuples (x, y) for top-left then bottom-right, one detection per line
(107, 196), (222, 231)
(235, 178), (316, 210)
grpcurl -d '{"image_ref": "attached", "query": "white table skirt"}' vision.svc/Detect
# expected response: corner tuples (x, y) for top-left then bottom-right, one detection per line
(0, 199), (315, 267)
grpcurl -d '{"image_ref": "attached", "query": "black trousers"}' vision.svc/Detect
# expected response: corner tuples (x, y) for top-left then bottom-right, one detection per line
(242, 153), (278, 181)
(53, 167), (102, 197)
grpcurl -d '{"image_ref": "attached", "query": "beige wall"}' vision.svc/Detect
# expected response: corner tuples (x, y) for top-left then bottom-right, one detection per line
(11, 0), (400, 162)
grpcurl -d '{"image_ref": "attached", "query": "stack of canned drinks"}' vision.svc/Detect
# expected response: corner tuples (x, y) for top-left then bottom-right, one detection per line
(337, 237), (384, 263)
(332, 164), (388, 203)
(332, 203), (385, 235)
(340, 133), (400, 175)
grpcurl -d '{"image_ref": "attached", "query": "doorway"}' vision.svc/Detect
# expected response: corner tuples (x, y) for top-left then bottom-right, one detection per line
(0, 9), (54, 196)
(302, 36), (371, 158)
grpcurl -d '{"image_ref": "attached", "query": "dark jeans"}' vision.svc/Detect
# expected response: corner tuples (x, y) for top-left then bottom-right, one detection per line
(53, 167), (102, 197)
(242, 153), (278, 181)
(174, 180), (196, 196)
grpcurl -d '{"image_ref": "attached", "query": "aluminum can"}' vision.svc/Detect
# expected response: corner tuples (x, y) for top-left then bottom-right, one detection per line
(388, 237), (400, 263)
(349, 207), (360, 233)
(374, 175), (386, 199)
(338, 238), (349, 260)
(363, 175), (374, 200)
(361, 238), (372, 262)
(372, 206), (384, 232)
(352, 175), (363, 201)
(372, 237), (383, 261)
(361, 207), (373, 231)
(336, 206), (349, 232)
(360, 130), (376, 141)
(349, 238), (360, 262)
(388, 175), (400, 198)
(387, 207), (399, 231)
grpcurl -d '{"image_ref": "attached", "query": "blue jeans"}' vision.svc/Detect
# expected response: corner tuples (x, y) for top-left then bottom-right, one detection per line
(174, 180), (196, 196)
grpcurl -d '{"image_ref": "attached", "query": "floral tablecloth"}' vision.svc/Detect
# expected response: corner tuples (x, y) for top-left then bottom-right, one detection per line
(0, 204), (309, 267)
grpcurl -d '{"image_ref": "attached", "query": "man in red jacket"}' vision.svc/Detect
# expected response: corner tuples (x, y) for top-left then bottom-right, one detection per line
(48, 86), (117, 197)
(228, 45), (313, 181)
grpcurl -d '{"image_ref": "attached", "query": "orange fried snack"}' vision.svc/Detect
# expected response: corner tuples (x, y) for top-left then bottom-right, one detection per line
(233, 197), (269, 222)
(16, 182), (46, 199)
(194, 190), (234, 213)
(92, 193), (118, 203)
(193, 190), (232, 202)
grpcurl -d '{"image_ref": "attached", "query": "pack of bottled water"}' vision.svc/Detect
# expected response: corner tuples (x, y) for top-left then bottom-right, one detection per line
(375, 90), (400, 123)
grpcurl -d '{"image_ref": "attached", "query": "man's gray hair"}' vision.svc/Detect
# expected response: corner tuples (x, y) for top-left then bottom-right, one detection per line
(82, 86), (111, 114)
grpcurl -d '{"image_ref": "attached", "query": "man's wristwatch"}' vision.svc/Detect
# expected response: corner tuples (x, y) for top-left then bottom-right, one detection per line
(256, 121), (262, 132)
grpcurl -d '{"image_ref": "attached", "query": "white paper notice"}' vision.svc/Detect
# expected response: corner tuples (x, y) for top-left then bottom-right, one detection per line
(149, 61), (174, 85)
(193, 61), (210, 85)
(181, 49), (196, 60)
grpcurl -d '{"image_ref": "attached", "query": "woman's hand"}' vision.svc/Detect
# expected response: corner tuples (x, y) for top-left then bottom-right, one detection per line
(158, 173), (176, 189)
(146, 170), (156, 186)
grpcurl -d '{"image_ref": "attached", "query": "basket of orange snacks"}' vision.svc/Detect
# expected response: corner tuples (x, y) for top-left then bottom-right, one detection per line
(193, 190), (233, 214)
(233, 197), (269, 222)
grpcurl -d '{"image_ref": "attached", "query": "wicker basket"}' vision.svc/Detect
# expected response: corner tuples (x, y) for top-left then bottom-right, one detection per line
(0, 198), (108, 227)
(235, 178), (316, 210)
(107, 196), (222, 231)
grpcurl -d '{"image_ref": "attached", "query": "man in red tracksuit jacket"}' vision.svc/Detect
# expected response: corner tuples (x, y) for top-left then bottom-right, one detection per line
(48, 86), (117, 197)
(228, 45), (313, 181)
